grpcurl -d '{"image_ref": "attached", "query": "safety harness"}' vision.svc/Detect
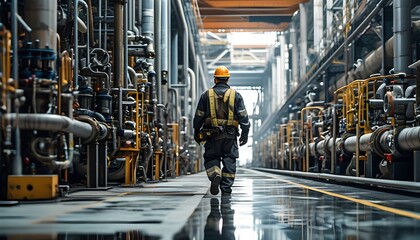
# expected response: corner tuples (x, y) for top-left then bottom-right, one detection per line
(208, 88), (238, 127)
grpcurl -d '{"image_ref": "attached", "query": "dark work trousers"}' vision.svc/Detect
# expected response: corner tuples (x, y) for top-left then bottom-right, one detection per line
(203, 136), (238, 194)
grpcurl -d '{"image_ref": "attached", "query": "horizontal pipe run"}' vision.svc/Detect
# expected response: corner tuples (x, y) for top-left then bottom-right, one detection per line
(4, 113), (94, 139)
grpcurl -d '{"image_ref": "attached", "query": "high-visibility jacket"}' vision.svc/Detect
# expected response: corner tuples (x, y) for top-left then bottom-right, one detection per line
(193, 82), (250, 135)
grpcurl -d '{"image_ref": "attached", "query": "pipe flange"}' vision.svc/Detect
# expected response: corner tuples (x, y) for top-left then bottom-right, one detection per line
(384, 91), (395, 116)
(370, 125), (392, 158)
(323, 137), (332, 157)
(76, 115), (99, 144)
(313, 138), (323, 157)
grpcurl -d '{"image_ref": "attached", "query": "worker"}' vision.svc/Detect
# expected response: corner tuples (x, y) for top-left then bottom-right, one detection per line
(193, 65), (250, 196)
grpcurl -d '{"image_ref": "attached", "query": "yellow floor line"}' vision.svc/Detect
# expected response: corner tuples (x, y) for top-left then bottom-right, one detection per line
(281, 179), (420, 220)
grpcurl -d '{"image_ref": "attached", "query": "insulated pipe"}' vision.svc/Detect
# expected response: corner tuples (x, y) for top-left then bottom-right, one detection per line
(313, 0), (323, 52)
(175, 0), (189, 87)
(397, 127), (420, 151)
(335, 21), (420, 90)
(290, 23), (298, 87)
(343, 133), (372, 153)
(161, 0), (169, 106)
(79, 0), (90, 67)
(11, 0), (20, 174)
(23, 0), (57, 52)
(299, 3), (307, 80)
(123, 1), (128, 88)
(154, 0), (162, 107)
(188, 68), (196, 123)
(136, 0), (142, 33)
(171, 33), (178, 85)
(4, 114), (94, 139)
(393, 0), (412, 74)
(113, 1), (124, 88)
(142, 0), (154, 37)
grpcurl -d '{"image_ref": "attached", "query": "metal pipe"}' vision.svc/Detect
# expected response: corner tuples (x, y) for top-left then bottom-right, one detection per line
(188, 68), (196, 121)
(11, 0), (20, 174)
(175, 0), (189, 86)
(79, 0), (90, 67)
(4, 113), (94, 139)
(161, 0), (169, 106)
(397, 127), (420, 151)
(142, 0), (154, 37)
(23, 0), (57, 52)
(74, 0), (79, 87)
(299, 3), (307, 80)
(113, 1), (124, 88)
(171, 32), (178, 85)
(124, 0), (128, 88)
(343, 133), (372, 153)
(127, 66), (138, 89)
(394, 0), (412, 73)
(290, 23), (298, 87)
(154, 0), (162, 107)
(313, 0), (323, 52)
(169, 88), (180, 121)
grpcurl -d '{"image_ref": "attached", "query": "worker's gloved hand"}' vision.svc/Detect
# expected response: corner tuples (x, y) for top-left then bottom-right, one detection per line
(239, 135), (248, 146)
(194, 130), (201, 144)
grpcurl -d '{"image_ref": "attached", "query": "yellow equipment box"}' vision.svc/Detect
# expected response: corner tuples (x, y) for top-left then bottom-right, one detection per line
(8, 175), (58, 200)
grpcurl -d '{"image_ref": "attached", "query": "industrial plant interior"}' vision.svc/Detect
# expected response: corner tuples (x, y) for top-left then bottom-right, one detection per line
(2, 0), (420, 239)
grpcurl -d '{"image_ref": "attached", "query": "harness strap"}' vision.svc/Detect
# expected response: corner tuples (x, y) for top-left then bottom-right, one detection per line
(208, 89), (218, 127)
(208, 88), (238, 128)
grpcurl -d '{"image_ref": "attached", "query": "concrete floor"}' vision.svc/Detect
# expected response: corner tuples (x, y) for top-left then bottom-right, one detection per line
(1, 168), (420, 239)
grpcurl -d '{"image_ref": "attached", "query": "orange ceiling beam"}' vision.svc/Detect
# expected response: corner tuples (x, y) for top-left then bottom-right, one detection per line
(199, 5), (299, 16)
(202, 0), (307, 8)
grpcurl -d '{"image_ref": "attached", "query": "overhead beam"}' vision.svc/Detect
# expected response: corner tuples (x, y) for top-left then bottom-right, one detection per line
(202, 22), (289, 31)
(201, 0), (307, 8)
(199, 6), (299, 16)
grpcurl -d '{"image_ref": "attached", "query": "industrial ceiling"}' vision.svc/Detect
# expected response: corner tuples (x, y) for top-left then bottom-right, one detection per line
(195, 0), (309, 32)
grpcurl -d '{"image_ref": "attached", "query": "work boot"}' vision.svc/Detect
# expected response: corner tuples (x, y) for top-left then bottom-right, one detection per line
(210, 175), (222, 195)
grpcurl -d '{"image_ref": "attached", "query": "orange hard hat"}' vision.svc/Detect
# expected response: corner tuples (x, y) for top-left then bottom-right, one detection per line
(213, 66), (230, 78)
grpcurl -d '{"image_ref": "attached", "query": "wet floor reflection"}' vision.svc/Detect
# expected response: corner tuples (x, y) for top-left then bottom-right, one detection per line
(177, 169), (420, 240)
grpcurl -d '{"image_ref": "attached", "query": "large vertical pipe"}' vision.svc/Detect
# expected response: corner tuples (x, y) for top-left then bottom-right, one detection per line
(393, 0), (412, 73)
(11, 0), (20, 174)
(154, 0), (162, 105)
(171, 33), (178, 85)
(123, 1), (128, 88)
(136, 0), (143, 33)
(161, 0), (169, 106)
(142, 0), (154, 37)
(326, 0), (333, 44)
(23, 0), (57, 51)
(299, 3), (307, 80)
(279, 34), (287, 105)
(113, 1), (124, 88)
(290, 23), (298, 88)
(175, 0), (189, 87)
(313, 0), (323, 53)
(271, 61), (277, 113)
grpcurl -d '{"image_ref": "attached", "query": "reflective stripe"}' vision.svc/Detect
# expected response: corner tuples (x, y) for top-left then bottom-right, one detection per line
(196, 110), (205, 116)
(206, 165), (222, 177)
(238, 108), (248, 116)
(222, 172), (235, 178)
